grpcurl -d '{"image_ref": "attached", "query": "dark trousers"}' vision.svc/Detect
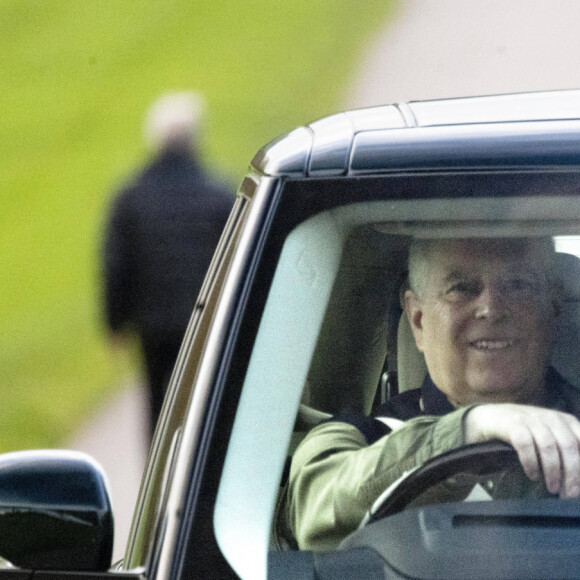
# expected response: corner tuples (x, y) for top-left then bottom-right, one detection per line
(141, 335), (182, 439)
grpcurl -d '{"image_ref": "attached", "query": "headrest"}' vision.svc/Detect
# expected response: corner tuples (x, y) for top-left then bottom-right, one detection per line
(556, 252), (580, 301)
(552, 251), (580, 387)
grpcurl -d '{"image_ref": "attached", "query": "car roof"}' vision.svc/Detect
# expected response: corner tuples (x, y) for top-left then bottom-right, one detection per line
(251, 89), (580, 178)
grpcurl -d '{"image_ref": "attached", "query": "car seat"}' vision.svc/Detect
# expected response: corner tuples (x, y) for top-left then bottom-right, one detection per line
(550, 251), (580, 388)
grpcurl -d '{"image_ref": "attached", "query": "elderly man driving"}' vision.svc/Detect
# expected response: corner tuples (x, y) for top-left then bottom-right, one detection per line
(279, 237), (580, 551)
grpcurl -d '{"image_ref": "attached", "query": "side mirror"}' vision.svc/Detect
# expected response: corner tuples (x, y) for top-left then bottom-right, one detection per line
(0, 450), (113, 571)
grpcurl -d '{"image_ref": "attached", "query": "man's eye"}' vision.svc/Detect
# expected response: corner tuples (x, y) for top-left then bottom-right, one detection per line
(446, 282), (479, 297)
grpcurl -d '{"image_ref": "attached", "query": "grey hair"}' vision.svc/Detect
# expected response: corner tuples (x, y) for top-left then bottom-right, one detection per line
(407, 238), (435, 298)
(144, 92), (206, 153)
(407, 236), (559, 299)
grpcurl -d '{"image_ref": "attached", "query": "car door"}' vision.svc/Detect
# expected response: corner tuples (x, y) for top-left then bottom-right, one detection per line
(9, 90), (580, 579)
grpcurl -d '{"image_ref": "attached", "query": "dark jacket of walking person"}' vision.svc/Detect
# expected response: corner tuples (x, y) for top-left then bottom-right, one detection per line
(102, 92), (233, 438)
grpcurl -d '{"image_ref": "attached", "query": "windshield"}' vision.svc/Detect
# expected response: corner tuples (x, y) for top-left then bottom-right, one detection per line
(211, 174), (580, 579)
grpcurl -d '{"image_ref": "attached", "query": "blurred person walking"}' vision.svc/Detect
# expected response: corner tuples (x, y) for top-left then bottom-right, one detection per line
(102, 92), (233, 439)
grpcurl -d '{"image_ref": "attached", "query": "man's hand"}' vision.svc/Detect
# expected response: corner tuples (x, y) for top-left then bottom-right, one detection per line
(464, 404), (580, 498)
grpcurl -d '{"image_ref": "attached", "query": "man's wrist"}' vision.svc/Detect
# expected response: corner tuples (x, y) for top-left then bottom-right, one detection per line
(431, 407), (475, 453)
(461, 404), (484, 444)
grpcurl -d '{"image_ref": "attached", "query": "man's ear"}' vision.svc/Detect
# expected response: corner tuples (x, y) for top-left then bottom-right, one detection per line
(404, 289), (425, 352)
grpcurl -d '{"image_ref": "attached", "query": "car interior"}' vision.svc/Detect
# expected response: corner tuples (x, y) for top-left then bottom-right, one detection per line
(212, 176), (580, 578)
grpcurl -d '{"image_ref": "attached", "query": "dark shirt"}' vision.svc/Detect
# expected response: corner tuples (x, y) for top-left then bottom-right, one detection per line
(337, 367), (579, 445)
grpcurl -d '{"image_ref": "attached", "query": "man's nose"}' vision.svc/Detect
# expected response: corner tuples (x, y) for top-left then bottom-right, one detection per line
(474, 285), (508, 320)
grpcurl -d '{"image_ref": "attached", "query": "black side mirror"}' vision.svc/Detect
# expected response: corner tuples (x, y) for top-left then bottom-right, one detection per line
(0, 450), (113, 571)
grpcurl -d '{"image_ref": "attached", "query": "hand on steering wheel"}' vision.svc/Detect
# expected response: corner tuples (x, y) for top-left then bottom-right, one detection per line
(465, 404), (580, 499)
(367, 441), (552, 523)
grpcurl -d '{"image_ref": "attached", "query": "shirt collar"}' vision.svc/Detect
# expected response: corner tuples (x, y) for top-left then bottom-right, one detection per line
(542, 366), (571, 411)
(420, 374), (455, 416)
(420, 366), (569, 416)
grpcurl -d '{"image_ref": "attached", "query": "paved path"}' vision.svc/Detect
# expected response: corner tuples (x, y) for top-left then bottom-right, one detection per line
(64, 383), (149, 561)
(67, 0), (580, 562)
(346, 0), (580, 108)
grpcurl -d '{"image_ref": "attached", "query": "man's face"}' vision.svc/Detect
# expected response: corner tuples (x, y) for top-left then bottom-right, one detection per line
(405, 239), (559, 406)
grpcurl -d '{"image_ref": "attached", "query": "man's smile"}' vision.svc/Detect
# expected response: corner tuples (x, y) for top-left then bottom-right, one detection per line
(469, 339), (516, 350)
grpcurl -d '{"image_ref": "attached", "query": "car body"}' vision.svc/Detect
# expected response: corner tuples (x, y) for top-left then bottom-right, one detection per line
(4, 89), (580, 579)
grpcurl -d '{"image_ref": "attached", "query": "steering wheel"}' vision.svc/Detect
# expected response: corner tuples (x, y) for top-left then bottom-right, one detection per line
(367, 440), (552, 523)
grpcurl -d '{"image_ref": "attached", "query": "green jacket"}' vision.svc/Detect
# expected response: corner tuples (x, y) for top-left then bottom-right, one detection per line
(279, 408), (468, 551)
(278, 368), (580, 552)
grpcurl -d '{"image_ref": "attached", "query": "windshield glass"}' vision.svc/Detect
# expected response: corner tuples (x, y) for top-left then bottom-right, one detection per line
(213, 175), (580, 578)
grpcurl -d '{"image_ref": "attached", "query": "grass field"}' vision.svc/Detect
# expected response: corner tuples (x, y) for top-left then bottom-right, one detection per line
(0, 0), (395, 451)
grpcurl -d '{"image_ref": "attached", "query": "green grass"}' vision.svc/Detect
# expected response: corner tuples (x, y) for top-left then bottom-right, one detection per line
(0, 0), (395, 451)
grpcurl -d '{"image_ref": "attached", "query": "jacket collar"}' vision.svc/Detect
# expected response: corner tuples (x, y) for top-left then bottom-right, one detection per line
(420, 374), (455, 416)
(421, 366), (572, 416)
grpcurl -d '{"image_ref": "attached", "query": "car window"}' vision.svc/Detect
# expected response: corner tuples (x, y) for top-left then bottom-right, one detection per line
(212, 172), (580, 578)
(123, 196), (250, 570)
